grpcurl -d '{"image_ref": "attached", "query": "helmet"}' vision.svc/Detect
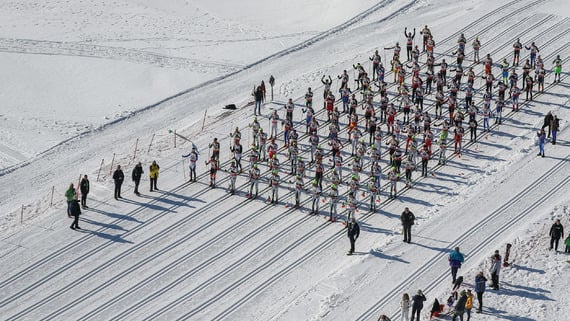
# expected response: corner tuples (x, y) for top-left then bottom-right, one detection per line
(235, 126), (239, 131)
(272, 169), (278, 175)
(259, 128), (263, 132)
(296, 174), (301, 179)
(253, 164), (258, 169)
(331, 184), (338, 189)
(273, 154), (277, 159)
(298, 156), (302, 161)
(312, 179), (318, 185)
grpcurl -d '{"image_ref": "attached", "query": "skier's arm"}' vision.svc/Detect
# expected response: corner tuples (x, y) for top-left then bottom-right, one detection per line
(412, 28), (416, 38)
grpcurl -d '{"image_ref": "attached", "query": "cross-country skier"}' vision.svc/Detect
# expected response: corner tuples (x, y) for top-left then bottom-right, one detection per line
(182, 147), (199, 182)
(294, 174), (304, 208)
(228, 160), (238, 194)
(250, 117), (260, 146)
(209, 138), (220, 165)
(388, 166), (399, 199)
(328, 183), (339, 221)
(248, 164), (261, 198)
(369, 50), (382, 79)
(419, 145), (429, 177)
(512, 38), (523, 66)
(305, 87), (313, 107)
(230, 141), (243, 173)
(205, 156), (218, 188)
(321, 75), (333, 108)
(553, 55), (562, 83)
(420, 25), (431, 52)
(449, 247), (465, 283)
(367, 176), (379, 212)
(472, 36), (481, 62)
(525, 42), (540, 68)
(310, 179), (321, 214)
(269, 170), (280, 204)
(404, 27), (416, 61)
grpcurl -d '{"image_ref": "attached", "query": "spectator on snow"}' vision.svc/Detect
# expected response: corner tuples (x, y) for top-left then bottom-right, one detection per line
(429, 298), (442, 320)
(474, 272), (487, 313)
(401, 293), (411, 321)
(465, 289), (475, 321)
(448, 247), (465, 283)
(80, 175), (90, 209)
(551, 115), (560, 145)
(132, 162), (143, 196)
(112, 165), (124, 199)
(451, 290), (467, 321)
(565, 233), (570, 253)
(401, 207), (416, 243)
(347, 217), (360, 255)
(65, 183), (76, 216)
(542, 111), (553, 137)
(69, 195), (81, 230)
(549, 219), (564, 251)
(489, 250), (502, 290)
(149, 160), (160, 192)
(411, 289), (426, 321)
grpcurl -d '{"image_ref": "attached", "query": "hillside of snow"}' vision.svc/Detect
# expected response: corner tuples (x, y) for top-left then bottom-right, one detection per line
(0, 0), (569, 320)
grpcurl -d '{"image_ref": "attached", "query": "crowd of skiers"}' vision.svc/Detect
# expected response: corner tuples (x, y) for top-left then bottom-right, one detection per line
(62, 22), (566, 320)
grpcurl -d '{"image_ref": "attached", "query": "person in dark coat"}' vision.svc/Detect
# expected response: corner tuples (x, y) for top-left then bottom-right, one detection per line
(80, 175), (90, 209)
(69, 197), (81, 230)
(253, 86), (264, 116)
(474, 272), (487, 313)
(132, 162), (143, 195)
(551, 115), (560, 144)
(452, 290), (467, 321)
(411, 289), (426, 321)
(112, 165), (125, 199)
(347, 217), (360, 255)
(542, 111), (553, 138)
(401, 207), (416, 243)
(489, 250), (502, 290)
(549, 219), (564, 251)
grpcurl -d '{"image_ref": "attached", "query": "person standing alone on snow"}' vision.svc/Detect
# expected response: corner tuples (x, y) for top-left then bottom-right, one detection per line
(401, 207), (415, 243)
(347, 217), (360, 255)
(112, 165), (124, 199)
(449, 247), (465, 283)
(411, 290), (426, 321)
(549, 219), (564, 251)
(80, 175), (90, 209)
(537, 128), (546, 157)
(149, 160), (160, 191)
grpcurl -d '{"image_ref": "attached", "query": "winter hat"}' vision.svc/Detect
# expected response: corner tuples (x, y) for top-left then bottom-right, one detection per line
(460, 290), (466, 296)
(417, 290), (423, 295)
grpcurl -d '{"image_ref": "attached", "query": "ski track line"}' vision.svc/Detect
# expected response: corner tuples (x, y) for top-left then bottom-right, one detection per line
(4, 17), (564, 318)
(355, 154), (570, 321)
(0, 38), (244, 71)
(0, 0), (556, 316)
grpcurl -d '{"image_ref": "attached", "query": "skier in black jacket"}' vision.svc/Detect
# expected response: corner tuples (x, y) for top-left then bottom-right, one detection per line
(549, 219), (564, 251)
(132, 162), (144, 196)
(69, 197), (81, 230)
(113, 165), (125, 199)
(411, 290), (426, 321)
(347, 217), (360, 255)
(80, 175), (90, 209)
(401, 207), (415, 243)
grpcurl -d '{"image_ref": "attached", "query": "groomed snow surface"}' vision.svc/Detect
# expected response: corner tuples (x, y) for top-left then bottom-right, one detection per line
(1, 0), (569, 320)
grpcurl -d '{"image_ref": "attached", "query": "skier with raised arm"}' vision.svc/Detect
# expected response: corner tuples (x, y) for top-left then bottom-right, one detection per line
(404, 27), (416, 61)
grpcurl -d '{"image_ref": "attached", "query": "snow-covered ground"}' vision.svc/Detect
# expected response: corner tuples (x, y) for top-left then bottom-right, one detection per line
(1, 0), (569, 320)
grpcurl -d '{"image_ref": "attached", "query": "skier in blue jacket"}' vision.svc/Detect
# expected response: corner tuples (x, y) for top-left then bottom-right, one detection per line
(448, 247), (465, 283)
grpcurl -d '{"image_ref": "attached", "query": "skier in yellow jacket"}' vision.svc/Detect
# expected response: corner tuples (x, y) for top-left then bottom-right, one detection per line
(149, 160), (160, 191)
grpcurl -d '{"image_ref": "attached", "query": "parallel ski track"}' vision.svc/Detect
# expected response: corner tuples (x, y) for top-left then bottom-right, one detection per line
(356, 153), (570, 321)
(0, 0), (526, 293)
(1, 0), (560, 318)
